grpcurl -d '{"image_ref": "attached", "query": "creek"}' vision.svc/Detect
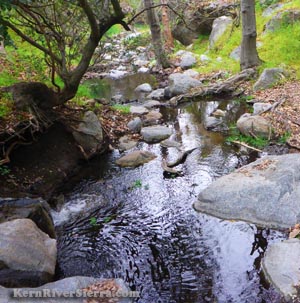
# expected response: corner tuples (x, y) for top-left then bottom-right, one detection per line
(52, 82), (285, 302)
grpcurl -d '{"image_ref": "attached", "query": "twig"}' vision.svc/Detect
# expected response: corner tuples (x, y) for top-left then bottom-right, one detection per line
(231, 140), (262, 152)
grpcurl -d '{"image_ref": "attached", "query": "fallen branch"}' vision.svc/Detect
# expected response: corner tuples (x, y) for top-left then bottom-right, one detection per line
(231, 140), (262, 153)
(170, 68), (256, 105)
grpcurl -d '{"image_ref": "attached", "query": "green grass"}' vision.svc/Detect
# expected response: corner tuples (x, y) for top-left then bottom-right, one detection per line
(227, 133), (269, 149)
(105, 24), (123, 37)
(278, 131), (291, 144)
(112, 104), (131, 114)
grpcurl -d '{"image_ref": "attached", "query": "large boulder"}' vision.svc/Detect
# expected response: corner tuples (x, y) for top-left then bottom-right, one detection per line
(1, 82), (59, 110)
(172, 2), (236, 46)
(264, 9), (300, 32)
(0, 198), (55, 239)
(237, 114), (271, 138)
(72, 111), (104, 158)
(194, 154), (300, 229)
(141, 126), (172, 143)
(0, 276), (133, 303)
(253, 68), (287, 91)
(116, 150), (157, 167)
(209, 16), (233, 49)
(0, 219), (57, 287)
(262, 239), (300, 301)
(168, 73), (202, 97)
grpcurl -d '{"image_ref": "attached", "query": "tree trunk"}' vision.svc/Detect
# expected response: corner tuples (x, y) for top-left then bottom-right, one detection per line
(240, 0), (261, 70)
(161, 0), (174, 51)
(144, 0), (170, 68)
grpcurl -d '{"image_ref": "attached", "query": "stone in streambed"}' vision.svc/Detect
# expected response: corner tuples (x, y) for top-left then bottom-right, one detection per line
(116, 150), (157, 167)
(130, 106), (149, 115)
(141, 126), (172, 143)
(0, 276), (132, 303)
(194, 154), (300, 229)
(0, 219), (56, 287)
(127, 117), (142, 132)
(160, 139), (182, 149)
(237, 114), (271, 139)
(144, 100), (161, 109)
(143, 111), (163, 126)
(134, 83), (152, 93)
(0, 197), (55, 239)
(118, 136), (138, 151)
(262, 239), (300, 300)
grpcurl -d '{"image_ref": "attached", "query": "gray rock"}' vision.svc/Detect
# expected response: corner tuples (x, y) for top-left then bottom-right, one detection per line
(262, 3), (285, 17)
(0, 198), (55, 239)
(138, 67), (150, 73)
(262, 239), (300, 300)
(183, 69), (200, 78)
(141, 126), (172, 143)
(254, 68), (287, 91)
(160, 139), (182, 149)
(133, 59), (150, 68)
(127, 117), (142, 132)
(0, 276), (133, 303)
(194, 154), (300, 229)
(134, 83), (152, 93)
(143, 111), (163, 126)
(168, 73), (202, 97)
(107, 69), (128, 79)
(230, 45), (241, 61)
(200, 54), (211, 62)
(212, 109), (226, 117)
(130, 106), (149, 115)
(265, 9), (300, 32)
(116, 150), (157, 167)
(146, 88), (165, 101)
(209, 16), (233, 49)
(118, 136), (138, 151)
(237, 114), (271, 138)
(72, 111), (103, 157)
(111, 94), (124, 104)
(253, 102), (272, 115)
(180, 53), (197, 69)
(0, 219), (57, 287)
(230, 43), (262, 61)
(144, 100), (161, 109)
(204, 116), (222, 130)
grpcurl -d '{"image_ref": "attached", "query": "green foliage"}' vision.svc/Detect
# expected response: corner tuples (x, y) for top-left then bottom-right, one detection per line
(132, 179), (142, 189)
(112, 104), (130, 114)
(260, 0), (279, 9)
(123, 31), (151, 50)
(278, 131), (291, 144)
(0, 165), (10, 176)
(89, 217), (98, 227)
(227, 133), (269, 149)
(259, 22), (300, 77)
(105, 24), (123, 37)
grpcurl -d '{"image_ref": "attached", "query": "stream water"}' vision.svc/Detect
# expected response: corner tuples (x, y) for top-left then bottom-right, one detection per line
(52, 96), (286, 302)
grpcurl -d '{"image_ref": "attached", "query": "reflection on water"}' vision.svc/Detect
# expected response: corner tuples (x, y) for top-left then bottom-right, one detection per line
(85, 73), (157, 102)
(54, 100), (285, 303)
